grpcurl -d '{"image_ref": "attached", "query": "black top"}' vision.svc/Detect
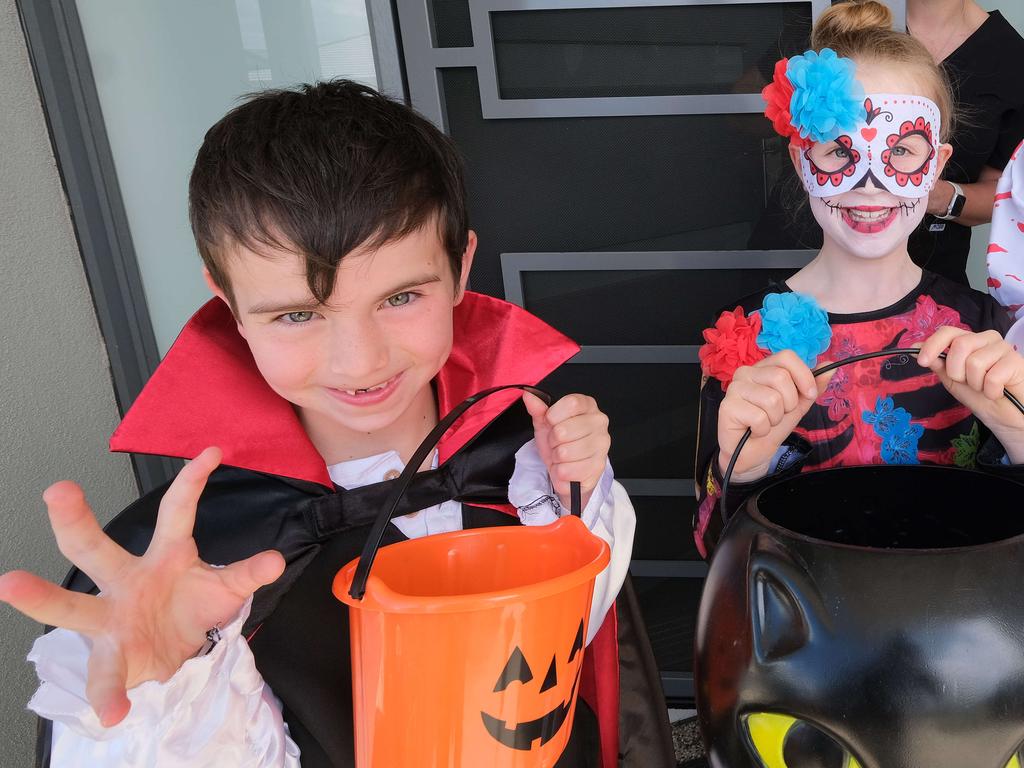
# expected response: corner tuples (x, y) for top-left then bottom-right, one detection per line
(910, 10), (1024, 282)
(749, 11), (1024, 285)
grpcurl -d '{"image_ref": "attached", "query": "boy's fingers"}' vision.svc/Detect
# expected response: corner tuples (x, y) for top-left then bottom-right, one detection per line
(553, 434), (611, 464)
(548, 457), (602, 492)
(545, 394), (597, 426)
(43, 481), (132, 588)
(217, 550), (285, 599)
(522, 392), (550, 428)
(86, 639), (130, 728)
(152, 447), (222, 548)
(549, 412), (609, 447)
(0, 571), (104, 634)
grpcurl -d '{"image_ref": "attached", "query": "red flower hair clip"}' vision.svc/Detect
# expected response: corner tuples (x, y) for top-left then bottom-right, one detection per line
(761, 58), (809, 148)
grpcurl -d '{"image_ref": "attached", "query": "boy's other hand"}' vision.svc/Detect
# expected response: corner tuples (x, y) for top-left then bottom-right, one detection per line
(917, 327), (1024, 462)
(523, 392), (611, 512)
(0, 447), (285, 728)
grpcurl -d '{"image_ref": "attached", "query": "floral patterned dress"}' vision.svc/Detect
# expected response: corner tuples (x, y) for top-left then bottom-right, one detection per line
(694, 271), (1018, 558)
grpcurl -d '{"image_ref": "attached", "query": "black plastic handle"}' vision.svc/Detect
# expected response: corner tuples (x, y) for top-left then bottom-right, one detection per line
(720, 348), (1024, 513)
(348, 384), (582, 600)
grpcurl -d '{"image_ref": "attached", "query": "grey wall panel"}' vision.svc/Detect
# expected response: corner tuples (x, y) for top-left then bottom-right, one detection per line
(0, 2), (138, 763)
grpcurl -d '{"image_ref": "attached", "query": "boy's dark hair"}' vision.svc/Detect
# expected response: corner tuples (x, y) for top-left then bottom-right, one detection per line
(189, 80), (469, 305)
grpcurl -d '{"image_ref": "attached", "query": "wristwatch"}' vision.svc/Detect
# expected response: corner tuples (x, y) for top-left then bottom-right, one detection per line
(935, 180), (966, 220)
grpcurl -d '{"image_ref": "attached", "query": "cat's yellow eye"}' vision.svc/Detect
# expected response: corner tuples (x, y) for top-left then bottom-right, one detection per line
(745, 712), (863, 768)
(1006, 752), (1022, 768)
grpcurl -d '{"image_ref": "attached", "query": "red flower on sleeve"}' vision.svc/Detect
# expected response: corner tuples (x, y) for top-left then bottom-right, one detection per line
(699, 308), (769, 388)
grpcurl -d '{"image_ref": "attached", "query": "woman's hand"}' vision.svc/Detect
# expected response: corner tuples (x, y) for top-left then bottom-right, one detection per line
(717, 350), (831, 482)
(0, 447), (285, 727)
(917, 327), (1024, 462)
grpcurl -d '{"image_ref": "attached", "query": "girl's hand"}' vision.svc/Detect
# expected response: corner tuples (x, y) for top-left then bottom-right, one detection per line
(917, 327), (1024, 461)
(523, 392), (611, 512)
(717, 351), (831, 482)
(0, 447), (285, 728)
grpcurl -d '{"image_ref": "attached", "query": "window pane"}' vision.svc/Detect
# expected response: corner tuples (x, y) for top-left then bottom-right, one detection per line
(540, 363), (699, 479)
(633, 496), (701, 562)
(521, 268), (798, 345)
(442, 68), (792, 299)
(492, 4), (811, 99)
(75, 0), (377, 354)
(430, 0), (473, 48)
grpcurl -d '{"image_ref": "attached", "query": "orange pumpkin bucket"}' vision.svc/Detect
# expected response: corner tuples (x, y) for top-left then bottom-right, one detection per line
(333, 385), (611, 768)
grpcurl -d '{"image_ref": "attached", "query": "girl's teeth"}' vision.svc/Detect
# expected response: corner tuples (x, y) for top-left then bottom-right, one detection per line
(848, 208), (890, 222)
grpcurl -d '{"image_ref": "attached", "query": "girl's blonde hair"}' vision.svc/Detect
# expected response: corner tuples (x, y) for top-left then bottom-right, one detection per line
(811, 0), (955, 141)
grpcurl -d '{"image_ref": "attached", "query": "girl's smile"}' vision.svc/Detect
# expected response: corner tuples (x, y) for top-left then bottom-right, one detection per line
(822, 200), (920, 234)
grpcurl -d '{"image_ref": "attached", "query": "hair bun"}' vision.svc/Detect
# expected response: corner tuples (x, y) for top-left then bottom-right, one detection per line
(812, 0), (894, 49)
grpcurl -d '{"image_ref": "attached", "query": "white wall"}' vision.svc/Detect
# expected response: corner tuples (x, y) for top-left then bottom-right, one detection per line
(0, 1), (138, 764)
(966, 1), (1024, 289)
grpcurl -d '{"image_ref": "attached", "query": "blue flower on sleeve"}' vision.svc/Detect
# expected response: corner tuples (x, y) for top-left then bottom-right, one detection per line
(880, 423), (925, 465)
(756, 292), (833, 368)
(862, 396), (913, 438)
(787, 48), (865, 144)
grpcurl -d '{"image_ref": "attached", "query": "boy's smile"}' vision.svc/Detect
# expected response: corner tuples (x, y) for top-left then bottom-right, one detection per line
(208, 222), (475, 464)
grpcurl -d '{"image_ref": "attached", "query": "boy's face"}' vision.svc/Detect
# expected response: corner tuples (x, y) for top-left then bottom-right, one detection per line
(208, 223), (475, 460)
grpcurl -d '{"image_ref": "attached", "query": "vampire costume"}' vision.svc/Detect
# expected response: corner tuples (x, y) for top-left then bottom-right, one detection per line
(30, 292), (675, 768)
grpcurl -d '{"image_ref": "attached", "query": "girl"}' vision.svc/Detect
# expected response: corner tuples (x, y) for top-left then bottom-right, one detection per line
(694, 0), (1024, 557)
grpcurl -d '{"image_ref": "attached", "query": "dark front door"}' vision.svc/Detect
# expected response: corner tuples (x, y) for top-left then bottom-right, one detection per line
(396, 0), (841, 705)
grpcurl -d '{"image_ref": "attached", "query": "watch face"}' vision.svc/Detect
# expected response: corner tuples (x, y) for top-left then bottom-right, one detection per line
(950, 192), (967, 218)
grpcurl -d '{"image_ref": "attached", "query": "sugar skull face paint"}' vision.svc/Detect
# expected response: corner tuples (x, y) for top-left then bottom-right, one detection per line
(799, 94), (941, 199)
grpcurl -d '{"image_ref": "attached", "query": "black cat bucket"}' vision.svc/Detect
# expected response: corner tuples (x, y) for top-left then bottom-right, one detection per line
(695, 349), (1024, 768)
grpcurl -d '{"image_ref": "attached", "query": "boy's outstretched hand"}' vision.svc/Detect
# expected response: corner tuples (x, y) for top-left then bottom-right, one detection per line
(917, 327), (1024, 462)
(523, 392), (611, 512)
(0, 447), (285, 728)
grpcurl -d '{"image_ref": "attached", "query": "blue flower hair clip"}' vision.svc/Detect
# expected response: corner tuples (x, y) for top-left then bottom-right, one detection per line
(756, 292), (833, 368)
(762, 48), (865, 145)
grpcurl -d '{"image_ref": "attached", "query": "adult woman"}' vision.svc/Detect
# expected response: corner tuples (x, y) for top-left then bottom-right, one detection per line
(906, 0), (1024, 283)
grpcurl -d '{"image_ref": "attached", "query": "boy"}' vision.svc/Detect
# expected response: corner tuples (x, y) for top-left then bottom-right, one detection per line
(1, 81), (673, 766)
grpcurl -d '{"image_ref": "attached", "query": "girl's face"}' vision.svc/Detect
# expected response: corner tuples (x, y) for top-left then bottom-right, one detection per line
(789, 59), (953, 261)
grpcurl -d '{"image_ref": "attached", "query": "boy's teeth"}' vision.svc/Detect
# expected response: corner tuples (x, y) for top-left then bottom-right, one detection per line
(345, 380), (388, 395)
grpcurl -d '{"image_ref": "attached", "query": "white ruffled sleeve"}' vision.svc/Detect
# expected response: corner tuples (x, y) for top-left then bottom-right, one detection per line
(507, 440), (636, 644)
(29, 597), (301, 767)
(989, 140), (1024, 351)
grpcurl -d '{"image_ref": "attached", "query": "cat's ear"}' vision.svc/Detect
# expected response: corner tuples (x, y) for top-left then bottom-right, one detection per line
(748, 536), (829, 663)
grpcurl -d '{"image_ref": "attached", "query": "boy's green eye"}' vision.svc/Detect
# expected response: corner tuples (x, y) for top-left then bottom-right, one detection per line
(387, 292), (412, 307)
(284, 311), (314, 323)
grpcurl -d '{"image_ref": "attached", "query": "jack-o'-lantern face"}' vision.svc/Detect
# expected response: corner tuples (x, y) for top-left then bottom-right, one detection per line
(480, 619), (586, 751)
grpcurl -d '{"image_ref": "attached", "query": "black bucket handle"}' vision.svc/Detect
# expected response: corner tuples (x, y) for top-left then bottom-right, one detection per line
(348, 384), (582, 600)
(720, 348), (1024, 513)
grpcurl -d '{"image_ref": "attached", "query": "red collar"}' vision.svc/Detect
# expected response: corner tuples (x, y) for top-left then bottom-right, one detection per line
(111, 292), (579, 488)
